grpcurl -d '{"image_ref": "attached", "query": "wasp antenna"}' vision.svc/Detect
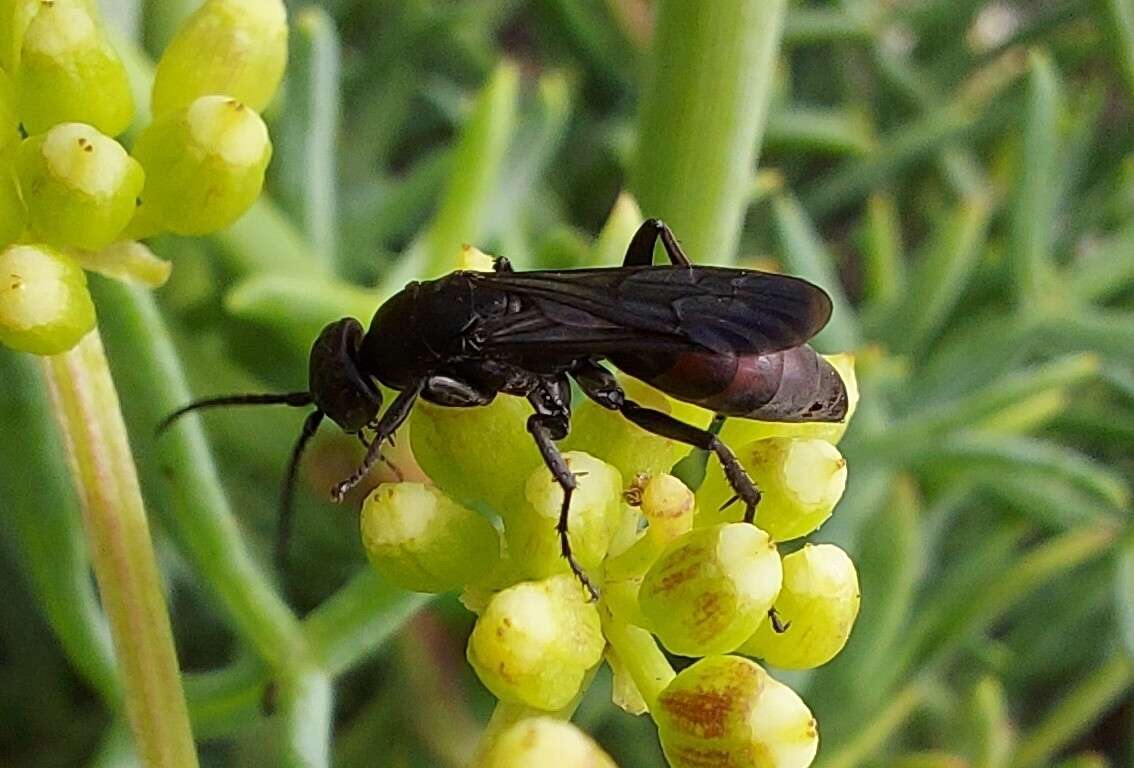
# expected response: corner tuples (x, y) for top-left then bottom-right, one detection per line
(276, 409), (325, 574)
(156, 392), (314, 434)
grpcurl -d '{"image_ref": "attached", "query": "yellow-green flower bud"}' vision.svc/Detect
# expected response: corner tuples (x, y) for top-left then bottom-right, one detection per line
(480, 717), (619, 768)
(0, 152), (25, 244)
(359, 482), (502, 593)
(639, 523), (782, 656)
(468, 574), (605, 710)
(563, 375), (690, 479)
(740, 544), (860, 669)
(655, 656), (818, 768)
(640, 472), (695, 544)
(603, 474), (695, 602)
(1, 0), (37, 70)
(131, 95), (271, 235)
(411, 394), (542, 512)
(15, 0), (133, 136)
(507, 451), (622, 579)
(151, 0), (287, 116)
(698, 438), (847, 541)
(16, 123), (143, 250)
(0, 243), (94, 354)
(717, 354), (859, 446)
(0, 68), (19, 151)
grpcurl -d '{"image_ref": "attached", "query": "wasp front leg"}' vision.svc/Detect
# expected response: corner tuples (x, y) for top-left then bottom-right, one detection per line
(331, 381), (423, 501)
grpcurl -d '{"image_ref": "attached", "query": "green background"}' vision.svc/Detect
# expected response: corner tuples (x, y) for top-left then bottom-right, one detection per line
(1, 0), (1132, 766)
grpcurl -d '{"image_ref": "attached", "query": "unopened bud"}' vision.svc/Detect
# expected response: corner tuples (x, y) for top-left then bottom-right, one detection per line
(16, 0), (133, 135)
(479, 717), (618, 768)
(468, 574), (604, 711)
(410, 395), (540, 512)
(0, 69), (18, 150)
(0, 243), (94, 354)
(699, 438), (847, 541)
(741, 544), (860, 669)
(151, 0), (287, 115)
(507, 451), (622, 579)
(639, 523), (782, 656)
(655, 655), (818, 768)
(131, 95), (271, 235)
(360, 482), (501, 593)
(640, 472), (695, 544)
(0, 152), (25, 244)
(17, 123), (143, 250)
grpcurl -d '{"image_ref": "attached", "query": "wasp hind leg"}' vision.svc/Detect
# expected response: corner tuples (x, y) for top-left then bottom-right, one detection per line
(623, 218), (693, 267)
(573, 361), (760, 523)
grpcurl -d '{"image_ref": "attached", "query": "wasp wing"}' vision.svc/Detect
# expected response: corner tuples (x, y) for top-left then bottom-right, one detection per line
(472, 266), (832, 357)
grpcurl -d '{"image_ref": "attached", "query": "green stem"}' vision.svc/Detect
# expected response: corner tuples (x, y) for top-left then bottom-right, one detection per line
(893, 526), (1117, 680)
(41, 331), (198, 768)
(279, 666), (334, 768)
(883, 192), (994, 355)
(302, 568), (431, 676)
(874, 354), (1100, 452)
(469, 702), (548, 765)
(599, 605), (675, 711)
(783, 7), (876, 45)
(91, 277), (307, 669)
(633, 0), (787, 264)
(970, 677), (1015, 768)
(859, 193), (906, 314)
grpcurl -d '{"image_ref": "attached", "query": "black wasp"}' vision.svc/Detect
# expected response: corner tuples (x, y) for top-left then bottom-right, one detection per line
(162, 219), (848, 597)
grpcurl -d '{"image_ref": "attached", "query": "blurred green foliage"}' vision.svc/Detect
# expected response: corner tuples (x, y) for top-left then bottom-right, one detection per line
(2, 0), (1133, 766)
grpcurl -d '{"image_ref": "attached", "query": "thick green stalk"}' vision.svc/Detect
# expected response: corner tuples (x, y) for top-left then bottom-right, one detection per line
(41, 331), (198, 768)
(633, 0), (787, 264)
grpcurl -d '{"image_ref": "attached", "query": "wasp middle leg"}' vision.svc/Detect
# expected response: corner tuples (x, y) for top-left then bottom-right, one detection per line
(525, 376), (600, 600)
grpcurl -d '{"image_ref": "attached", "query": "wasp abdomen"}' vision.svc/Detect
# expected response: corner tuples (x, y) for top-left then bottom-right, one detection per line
(613, 345), (847, 424)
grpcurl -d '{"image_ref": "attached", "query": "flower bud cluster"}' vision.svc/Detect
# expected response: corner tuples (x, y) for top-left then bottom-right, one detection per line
(0, 0), (285, 355)
(358, 244), (863, 768)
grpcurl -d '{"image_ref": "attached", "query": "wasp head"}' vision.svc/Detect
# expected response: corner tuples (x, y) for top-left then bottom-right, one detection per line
(308, 318), (383, 434)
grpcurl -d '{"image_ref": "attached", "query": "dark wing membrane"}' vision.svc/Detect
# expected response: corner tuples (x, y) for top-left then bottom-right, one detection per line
(472, 266), (831, 356)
